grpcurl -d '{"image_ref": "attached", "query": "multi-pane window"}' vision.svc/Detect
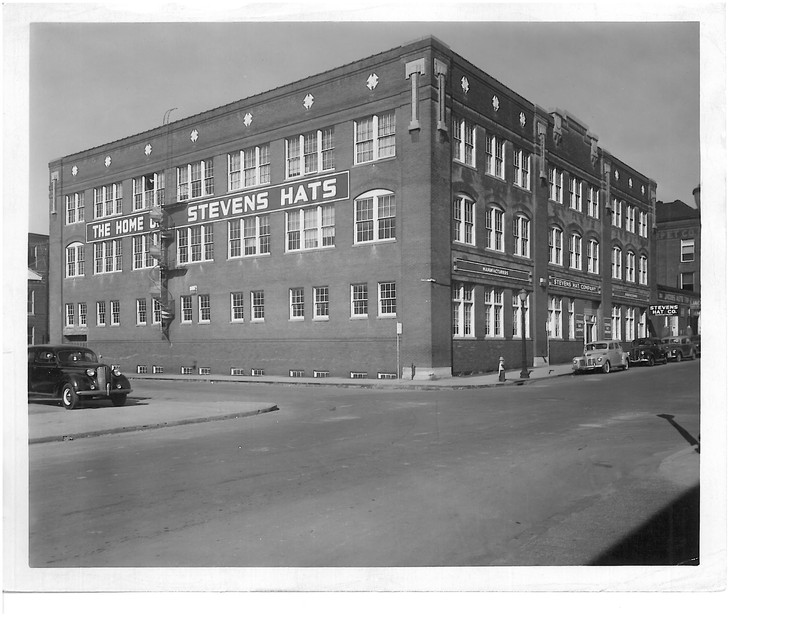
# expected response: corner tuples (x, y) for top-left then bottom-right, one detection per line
(588, 185), (600, 218)
(680, 272), (695, 291)
(351, 283), (368, 318)
(484, 288), (503, 338)
(230, 292), (244, 322)
(639, 255), (649, 285)
(626, 251), (636, 282)
(638, 211), (649, 237)
(485, 133), (505, 179)
(638, 311), (648, 338)
(94, 239), (122, 274)
(65, 242), (85, 278)
(132, 233), (158, 270)
(228, 145), (270, 191)
(513, 147), (531, 189)
(611, 305), (622, 340)
(136, 298), (147, 325)
(569, 177), (583, 211)
(612, 246), (623, 279)
(452, 283), (474, 338)
(286, 205), (335, 251)
(355, 112), (396, 163)
(485, 205), (504, 251)
(289, 288), (305, 319)
(611, 198), (623, 228)
(354, 191), (396, 243)
(549, 227), (563, 265)
(453, 196), (475, 245)
(512, 294), (530, 339)
(308, 286), (328, 320)
(96, 301), (106, 327)
(181, 296), (193, 323)
(548, 166), (564, 203)
(229, 215), (270, 258)
(286, 127), (334, 178)
(587, 239), (600, 274)
(133, 172), (165, 211)
(177, 225), (214, 264)
(569, 233), (582, 270)
(548, 296), (562, 339)
(378, 282), (397, 317)
(152, 298), (162, 325)
(78, 302), (87, 327)
(453, 116), (476, 166)
(199, 294), (211, 323)
(28, 290), (35, 315)
(513, 215), (530, 258)
(93, 183), (123, 218)
(626, 205), (636, 232)
(625, 308), (636, 341)
(568, 299), (576, 340)
(64, 303), (75, 327)
(251, 291), (264, 321)
(681, 238), (695, 262)
(65, 192), (85, 224)
(110, 300), (120, 326)
(177, 159), (214, 201)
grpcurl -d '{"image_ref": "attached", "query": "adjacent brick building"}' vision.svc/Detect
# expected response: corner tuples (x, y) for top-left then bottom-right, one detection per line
(28, 233), (49, 345)
(47, 36), (657, 378)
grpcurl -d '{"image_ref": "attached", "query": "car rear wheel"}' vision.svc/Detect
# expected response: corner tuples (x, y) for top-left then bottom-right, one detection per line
(61, 384), (79, 410)
(602, 360), (611, 374)
(110, 394), (127, 407)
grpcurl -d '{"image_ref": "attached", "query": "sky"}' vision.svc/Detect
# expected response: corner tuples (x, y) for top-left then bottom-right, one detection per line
(18, 7), (701, 236)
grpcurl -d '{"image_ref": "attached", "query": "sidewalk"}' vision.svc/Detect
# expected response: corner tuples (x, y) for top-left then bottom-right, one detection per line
(28, 363), (573, 445)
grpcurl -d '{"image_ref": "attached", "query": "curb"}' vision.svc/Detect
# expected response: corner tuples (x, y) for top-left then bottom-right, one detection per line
(29, 404), (279, 445)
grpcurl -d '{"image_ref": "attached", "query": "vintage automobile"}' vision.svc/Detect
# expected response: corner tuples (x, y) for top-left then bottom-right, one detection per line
(572, 339), (629, 374)
(661, 336), (698, 362)
(28, 345), (132, 409)
(628, 337), (669, 367)
(690, 335), (701, 357)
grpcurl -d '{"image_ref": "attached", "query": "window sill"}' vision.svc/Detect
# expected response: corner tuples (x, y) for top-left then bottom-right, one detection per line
(353, 155), (396, 166)
(354, 238), (397, 246)
(350, 315), (368, 320)
(313, 317), (330, 322)
(285, 245), (336, 254)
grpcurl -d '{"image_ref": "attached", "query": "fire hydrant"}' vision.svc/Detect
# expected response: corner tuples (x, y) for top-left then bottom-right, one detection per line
(498, 356), (506, 382)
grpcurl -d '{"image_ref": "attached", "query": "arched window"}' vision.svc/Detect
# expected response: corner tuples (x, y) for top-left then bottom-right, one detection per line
(354, 189), (396, 244)
(587, 238), (600, 274)
(626, 250), (636, 282)
(513, 214), (530, 257)
(453, 195), (475, 245)
(569, 233), (582, 270)
(639, 255), (649, 285)
(485, 204), (504, 251)
(612, 245), (622, 279)
(549, 227), (564, 265)
(65, 242), (85, 278)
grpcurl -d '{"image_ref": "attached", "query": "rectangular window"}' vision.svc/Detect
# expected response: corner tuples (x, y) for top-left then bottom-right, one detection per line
(355, 192), (396, 243)
(110, 300), (120, 326)
(289, 288), (305, 319)
(639, 256), (649, 285)
(638, 311), (648, 338)
(513, 215), (530, 258)
(177, 159), (214, 200)
(453, 197), (475, 245)
(612, 305), (622, 340)
(286, 127), (334, 178)
(199, 294), (211, 323)
(638, 211), (649, 237)
(612, 247), (623, 280)
(355, 111), (396, 163)
(64, 303), (75, 327)
(378, 282), (397, 317)
(65, 192), (85, 224)
(626, 251), (636, 282)
(28, 289), (35, 315)
(569, 234), (582, 270)
(136, 298), (147, 325)
(587, 239), (600, 275)
(588, 186), (600, 218)
(229, 215), (270, 258)
(680, 272), (695, 291)
(97, 301), (106, 326)
(485, 133), (505, 179)
(484, 288), (503, 338)
(351, 283), (368, 318)
(285, 205), (334, 251)
(93, 182), (123, 218)
(626, 205), (636, 232)
(681, 239), (695, 262)
(314, 286), (330, 320)
(548, 296), (562, 339)
(181, 295), (193, 323)
(453, 115), (476, 166)
(132, 233), (158, 270)
(231, 292), (244, 322)
(625, 307), (636, 341)
(568, 299), (576, 340)
(177, 225), (214, 264)
(132, 172), (164, 211)
(548, 166), (563, 203)
(452, 283), (474, 338)
(513, 147), (531, 189)
(485, 206), (504, 251)
(94, 240), (122, 274)
(251, 291), (265, 321)
(512, 294), (530, 339)
(612, 199), (623, 228)
(152, 298), (162, 325)
(549, 228), (563, 265)
(228, 145), (270, 191)
(569, 177), (583, 211)
(78, 302), (87, 327)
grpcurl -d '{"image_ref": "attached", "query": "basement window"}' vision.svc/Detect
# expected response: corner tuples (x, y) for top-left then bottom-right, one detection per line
(137, 365), (148, 374)
(199, 367), (211, 375)
(230, 367), (245, 376)
(289, 369), (305, 378)
(181, 366), (195, 375)
(251, 368), (265, 377)
(350, 371), (368, 379)
(152, 365), (164, 374)
(377, 372), (397, 380)
(313, 370), (330, 378)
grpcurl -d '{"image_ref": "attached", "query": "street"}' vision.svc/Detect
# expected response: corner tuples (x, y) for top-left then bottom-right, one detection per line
(29, 361), (700, 567)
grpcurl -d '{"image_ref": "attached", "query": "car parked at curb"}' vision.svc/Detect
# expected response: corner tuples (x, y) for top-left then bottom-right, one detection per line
(28, 345), (132, 409)
(661, 336), (698, 362)
(690, 335), (701, 357)
(572, 339), (629, 374)
(628, 337), (669, 367)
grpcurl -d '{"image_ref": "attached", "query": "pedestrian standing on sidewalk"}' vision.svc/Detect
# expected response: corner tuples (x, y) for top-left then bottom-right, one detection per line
(498, 356), (506, 382)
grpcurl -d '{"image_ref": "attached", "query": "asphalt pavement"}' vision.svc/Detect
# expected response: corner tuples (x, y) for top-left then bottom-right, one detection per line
(28, 363), (575, 444)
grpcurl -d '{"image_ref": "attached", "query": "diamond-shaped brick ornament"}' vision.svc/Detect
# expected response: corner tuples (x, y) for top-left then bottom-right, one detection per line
(367, 73), (379, 90)
(461, 76), (469, 93)
(243, 112), (253, 127)
(145, 143), (152, 156)
(190, 129), (199, 142)
(104, 156), (112, 167)
(492, 96), (499, 112)
(71, 165), (78, 176)
(519, 112), (526, 127)
(303, 93), (314, 110)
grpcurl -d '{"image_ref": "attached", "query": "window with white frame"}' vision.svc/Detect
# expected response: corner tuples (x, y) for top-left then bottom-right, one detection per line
(569, 177), (583, 211)
(587, 238), (600, 274)
(110, 300), (120, 326)
(133, 171), (164, 211)
(548, 166), (564, 203)
(484, 288), (504, 338)
(452, 283), (474, 338)
(681, 238), (695, 262)
(452, 116), (476, 166)
(378, 282), (397, 317)
(286, 205), (335, 251)
(351, 283), (368, 318)
(289, 288), (305, 320)
(28, 289), (35, 315)
(136, 298), (147, 325)
(485, 133), (505, 179)
(231, 292), (244, 323)
(625, 307), (636, 341)
(65, 192), (85, 224)
(513, 214), (530, 258)
(93, 182), (123, 219)
(588, 185), (600, 218)
(228, 145), (270, 191)
(229, 215), (270, 258)
(680, 272), (695, 291)
(512, 294), (530, 339)
(94, 239), (122, 274)
(152, 298), (162, 325)
(513, 147), (531, 189)
(181, 295), (193, 323)
(638, 210), (648, 237)
(286, 127), (334, 178)
(626, 250), (636, 282)
(354, 190), (396, 244)
(611, 305), (622, 339)
(78, 302), (87, 327)
(485, 205), (504, 251)
(97, 301), (106, 326)
(569, 233), (582, 270)
(568, 299), (576, 340)
(132, 233), (158, 270)
(611, 198), (623, 228)
(65, 303), (75, 327)
(639, 255), (648, 285)
(638, 311), (647, 337)
(251, 291), (264, 321)
(453, 196), (475, 245)
(549, 227), (563, 265)
(65, 242), (85, 278)
(199, 294), (211, 323)
(626, 205), (636, 233)
(355, 112), (396, 164)
(612, 246), (623, 279)
(314, 286), (330, 320)
(548, 295), (562, 339)
(177, 159), (214, 200)
(177, 225), (214, 264)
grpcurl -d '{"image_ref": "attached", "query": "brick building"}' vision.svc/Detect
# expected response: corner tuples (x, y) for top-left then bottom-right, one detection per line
(47, 36), (657, 378)
(28, 233), (49, 345)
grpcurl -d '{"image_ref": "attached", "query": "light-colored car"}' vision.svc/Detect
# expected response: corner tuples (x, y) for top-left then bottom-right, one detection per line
(661, 336), (698, 362)
(572, 339), (629, 374)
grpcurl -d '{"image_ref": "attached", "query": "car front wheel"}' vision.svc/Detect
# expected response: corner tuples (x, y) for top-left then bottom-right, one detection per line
(602, 360), (611, 374)
(61, 384), (79, 410)
(676, 351), (683, 362)
(110, 394), (127, 407)
(622, 358), (629, 370)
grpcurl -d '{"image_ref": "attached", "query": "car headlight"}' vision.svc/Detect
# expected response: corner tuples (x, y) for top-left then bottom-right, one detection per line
(113, 369), (122, 377)
(86, 368), (96, 377)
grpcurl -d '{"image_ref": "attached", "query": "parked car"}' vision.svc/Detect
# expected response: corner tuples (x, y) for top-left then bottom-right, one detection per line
(28, 345), (132, 409)
(628, 337), (668, 367)
(660, 336), (698, 362)
(572, 340), (629, 374)
(690, 335), (701, 357)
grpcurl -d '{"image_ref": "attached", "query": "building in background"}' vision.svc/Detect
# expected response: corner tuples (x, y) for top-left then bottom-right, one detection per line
(28, 233), (50, 345)
(47, 36), (657, 378)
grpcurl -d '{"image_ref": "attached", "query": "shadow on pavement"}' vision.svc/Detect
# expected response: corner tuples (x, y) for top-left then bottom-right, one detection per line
(657, 413), (700, 453)
(589, 484), (700, 566)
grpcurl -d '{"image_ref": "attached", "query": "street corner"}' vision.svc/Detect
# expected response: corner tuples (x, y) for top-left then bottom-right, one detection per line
(658, 446), (701, 488)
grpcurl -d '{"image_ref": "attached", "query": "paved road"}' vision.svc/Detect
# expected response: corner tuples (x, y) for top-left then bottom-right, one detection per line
(29, 361), (700, 567)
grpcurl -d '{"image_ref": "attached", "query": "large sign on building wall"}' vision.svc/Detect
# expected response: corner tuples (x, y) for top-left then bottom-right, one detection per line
(86, 212), (160, 243)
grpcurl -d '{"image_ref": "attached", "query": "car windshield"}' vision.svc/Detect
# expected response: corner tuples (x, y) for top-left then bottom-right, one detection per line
(586, 343), (608, 351)
(57, 349), (99, 364)
(632, 339), (649, 346)
(661, 338), (676, 343)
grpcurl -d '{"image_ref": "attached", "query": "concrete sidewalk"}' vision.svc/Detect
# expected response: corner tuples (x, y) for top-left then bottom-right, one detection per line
(28, 363), (573, 445)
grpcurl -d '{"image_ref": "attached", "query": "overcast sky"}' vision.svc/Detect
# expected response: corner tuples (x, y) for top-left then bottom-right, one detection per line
(21, 9), (700, 235)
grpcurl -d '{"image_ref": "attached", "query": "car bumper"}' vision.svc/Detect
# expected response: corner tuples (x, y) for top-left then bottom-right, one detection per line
(572, 359), (604, 372)
(75, 386), (132, 397)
